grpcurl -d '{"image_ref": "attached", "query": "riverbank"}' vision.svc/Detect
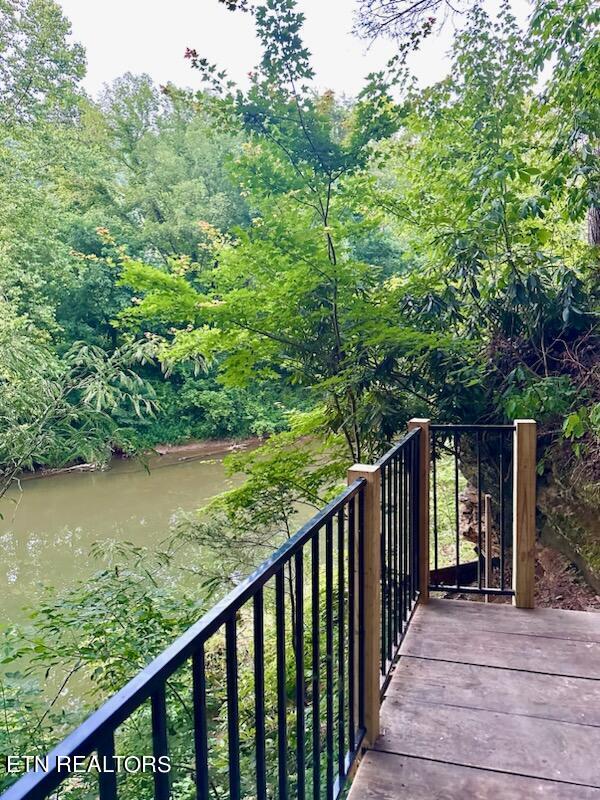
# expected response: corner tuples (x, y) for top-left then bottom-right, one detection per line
(151, 436), (262, 459)
(21, 436), (263, 481)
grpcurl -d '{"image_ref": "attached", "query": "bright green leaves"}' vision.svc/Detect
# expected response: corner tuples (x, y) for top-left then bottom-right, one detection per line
(118, 257), (203, 327)
(210, 426), (344, 527)
(503, 375), (579, 422)
(379, 0), (597, 346)
(367, 0), (599, 466)
(144, 3), (414, 460)
(563, 404), (600, 457)
(565, 404), (600, 441)
(564, 409), (587, 440)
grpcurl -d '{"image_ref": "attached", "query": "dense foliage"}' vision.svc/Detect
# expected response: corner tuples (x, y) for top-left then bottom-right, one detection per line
(0, 3), (304, 478)
(0, 0), (598, 795)
(125, 0), (599, 460)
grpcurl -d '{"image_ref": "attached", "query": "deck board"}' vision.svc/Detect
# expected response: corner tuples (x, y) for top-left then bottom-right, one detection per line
(411, 597), (600, 643)
(349, 599), (600, 799)
(376, 698), (600, 786)
(388, 657), (600, 727)
(354, 751), (600, 800)
(402, 618), (600, 678)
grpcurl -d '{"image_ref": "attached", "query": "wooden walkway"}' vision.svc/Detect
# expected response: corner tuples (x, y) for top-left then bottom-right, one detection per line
(349, 598), (600, 799)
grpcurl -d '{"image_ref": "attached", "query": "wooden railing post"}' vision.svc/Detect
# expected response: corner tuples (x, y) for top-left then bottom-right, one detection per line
(408, 418), (431, 604)
(348, 463), (381, 747)
(513, 419), (537, 608)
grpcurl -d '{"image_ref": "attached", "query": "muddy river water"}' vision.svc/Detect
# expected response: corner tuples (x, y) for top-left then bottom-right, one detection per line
(0, 446), (246, 625)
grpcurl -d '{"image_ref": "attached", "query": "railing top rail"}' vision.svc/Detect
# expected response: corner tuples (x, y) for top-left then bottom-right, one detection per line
(430, 424), (515, 431)
(4, 477), (367, 800)
(375, 427), (419, 468)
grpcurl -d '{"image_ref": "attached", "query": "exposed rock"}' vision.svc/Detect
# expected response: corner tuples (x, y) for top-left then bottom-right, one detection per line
(535, 544), (600, 611)
(538, 459), (600, 594)
(458, 484), (479, 545)
(451, 480), (600, 611)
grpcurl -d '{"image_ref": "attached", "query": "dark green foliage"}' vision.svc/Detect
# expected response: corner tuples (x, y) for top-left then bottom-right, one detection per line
(125, 367), (310, 447)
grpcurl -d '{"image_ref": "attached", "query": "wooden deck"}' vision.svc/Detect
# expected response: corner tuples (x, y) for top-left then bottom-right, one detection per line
(349, 598), (600, 799)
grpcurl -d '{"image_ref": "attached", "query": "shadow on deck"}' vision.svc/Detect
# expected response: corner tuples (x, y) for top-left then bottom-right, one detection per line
(349, 598), (600, 799)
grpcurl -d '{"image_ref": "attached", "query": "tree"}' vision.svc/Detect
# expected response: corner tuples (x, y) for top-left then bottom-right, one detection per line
(369, 0), (598, 506)
(98, 73), (249, 265)
(121, 0), (476, 463)
(0, 0), (85, 126)
(0, 0), (98, 339)
(354, 0), (459, 43)
(530, 0), (600, 247)
(0, 301), (158, 497)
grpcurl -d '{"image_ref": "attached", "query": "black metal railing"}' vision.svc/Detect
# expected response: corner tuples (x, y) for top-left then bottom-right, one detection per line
(3, 419), (528, 799)
(3, 481), (367, 800)
(429, 424), (515, 597)
(376, 429), (420, 686)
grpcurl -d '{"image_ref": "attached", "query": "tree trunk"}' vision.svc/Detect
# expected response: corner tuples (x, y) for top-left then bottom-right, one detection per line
(588, 145), (600, 247)
(588, 205), (600, 246)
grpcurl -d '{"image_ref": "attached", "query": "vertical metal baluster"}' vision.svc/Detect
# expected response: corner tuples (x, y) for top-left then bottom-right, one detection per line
(151, 686), (170, 800)
(408, 439), (413, 601)
(402, 448), (408, 621)
(386, 459), (394, 660)
(295, 550), (306, 800)
(192, 645), (210, 800)
(347, 497), (356, 754)
(253, 591), (267, 800)
(311, 532), (321, 800)
(500, 433), (505, 591)
(413, 435), (420, 601)
(393, 455), (399, 645)
(337, 509), (345, 779)
(276, 569), (288, 800)
(325, 518), (334, 798)
(226, 617), (241, 800)
(98, 732), (117, 800)
(398, 450), (404, 629)
(380, 465), (387, 676)
(432, 432), (439, 577)
(389, 457), (394, 645)
(454, 432), (460, 590)
(358, 489), (366, 732)
(477, 431), (483, 590)
(406, 443), (411, 604)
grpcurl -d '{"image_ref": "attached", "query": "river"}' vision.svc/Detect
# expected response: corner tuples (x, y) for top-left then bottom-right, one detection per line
(0, 445), (247, 626)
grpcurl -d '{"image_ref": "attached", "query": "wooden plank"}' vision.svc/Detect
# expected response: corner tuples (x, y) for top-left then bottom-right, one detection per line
(412, 598), (600, 644)
(349, 751), (600, 800)
(430, 558), (494, 587)
(401, 620), (600, 679)
(513, 419), (537, 608)
(408, 418), (430, 603)
(348, 463), (381, 746)
(388, 657), (600, 727)
(376, 698), (600, 787)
